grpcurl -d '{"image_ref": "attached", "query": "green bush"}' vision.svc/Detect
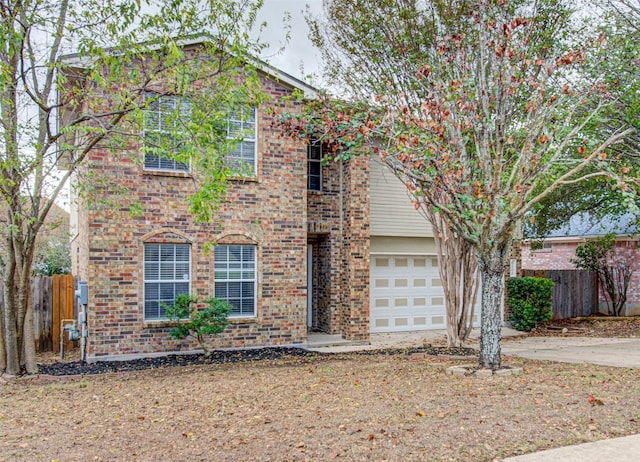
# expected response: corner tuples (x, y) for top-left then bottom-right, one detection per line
(507, 277), (554, 332)
(165, 294), (232, 356)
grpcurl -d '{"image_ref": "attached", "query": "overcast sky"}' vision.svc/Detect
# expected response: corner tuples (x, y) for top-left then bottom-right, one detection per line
(255, 1), (323, 84)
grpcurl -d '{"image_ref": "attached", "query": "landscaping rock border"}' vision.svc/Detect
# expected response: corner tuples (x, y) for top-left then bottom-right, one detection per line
(446, 364), (524, 377)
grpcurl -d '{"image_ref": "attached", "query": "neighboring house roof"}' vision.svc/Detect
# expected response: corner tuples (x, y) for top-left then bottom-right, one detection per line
(60, 35), (319, 99)
(544, 213), (638, 239)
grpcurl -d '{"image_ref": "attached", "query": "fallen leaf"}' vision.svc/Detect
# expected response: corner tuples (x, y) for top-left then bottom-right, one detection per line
(587, 395), (604, 405)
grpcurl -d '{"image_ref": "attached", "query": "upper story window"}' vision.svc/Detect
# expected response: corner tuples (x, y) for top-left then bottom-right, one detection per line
(143, 93), (190, 172)
(227, 107), (257, 174)
(214, 244), (256, 317)
(143, 243), (191, 320)
(308, 139), (322, 191)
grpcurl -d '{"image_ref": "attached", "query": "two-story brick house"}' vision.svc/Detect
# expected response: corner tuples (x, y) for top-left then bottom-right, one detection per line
(67, 42), (477, 361)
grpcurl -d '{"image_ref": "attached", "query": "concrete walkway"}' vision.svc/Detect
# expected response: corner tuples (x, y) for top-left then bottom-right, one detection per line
(501, 433), (640, 461)
(305, 326), (526, 353)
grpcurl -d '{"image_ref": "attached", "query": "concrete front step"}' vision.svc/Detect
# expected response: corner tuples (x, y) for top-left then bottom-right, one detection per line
(305, 333), (364, 349)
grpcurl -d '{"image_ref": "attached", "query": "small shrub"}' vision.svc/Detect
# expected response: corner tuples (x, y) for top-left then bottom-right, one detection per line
(507, 277), (554, 331)
(165, 294), (232, 356)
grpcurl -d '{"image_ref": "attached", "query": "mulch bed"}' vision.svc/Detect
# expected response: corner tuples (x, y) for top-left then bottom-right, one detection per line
(37, 345), (477, 376)
(34, 317), (639, 376)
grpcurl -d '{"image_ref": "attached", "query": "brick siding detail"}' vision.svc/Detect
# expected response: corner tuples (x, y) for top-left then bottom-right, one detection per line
(339, 155), (370, 341)
(75, 74), (314, 359)
(307, 156), (343, 334)
(306, 152), (371, 341)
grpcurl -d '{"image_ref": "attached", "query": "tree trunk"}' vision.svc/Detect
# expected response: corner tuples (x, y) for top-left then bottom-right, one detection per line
(21, 279), (37, 373)
(477, 239), (511, 370)
(2, 228), (38, 373)
(478, 267), (504, 369)
(429, 210), (479, 348)
(2, 272), (20, 375)
(0, 281), (6, 371)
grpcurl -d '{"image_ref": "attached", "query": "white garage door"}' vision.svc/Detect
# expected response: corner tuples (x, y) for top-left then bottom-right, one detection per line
(370, 254), (447, 332)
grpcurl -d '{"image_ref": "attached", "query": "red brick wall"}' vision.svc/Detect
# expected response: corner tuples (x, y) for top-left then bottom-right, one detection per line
(75, 75), (314, 359)
(306, 153), (371, 340)
(339, 155), (370, 341)
(307, 156), (343, 334)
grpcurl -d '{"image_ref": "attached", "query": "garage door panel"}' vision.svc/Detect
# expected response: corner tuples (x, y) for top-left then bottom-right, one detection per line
(371, 254), (478, 332)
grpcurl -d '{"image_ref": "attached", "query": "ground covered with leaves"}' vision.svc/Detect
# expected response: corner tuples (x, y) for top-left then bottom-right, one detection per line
(2, 352), (640, 461)
(533, 316), (640, 338)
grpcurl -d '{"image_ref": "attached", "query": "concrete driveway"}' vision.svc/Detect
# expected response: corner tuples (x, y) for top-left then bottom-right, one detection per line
(502, 336), (640, 368)
(309, 327), (640, 369)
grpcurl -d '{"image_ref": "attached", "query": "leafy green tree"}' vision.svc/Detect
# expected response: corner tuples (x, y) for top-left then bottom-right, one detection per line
(33, 238), (71, 276)
(165, 294), (232, 356)
(0, 0), (268, 375)
(572, 233), (634, 316)
(282, 0), (638, 369)
(526, 0), (640, 238)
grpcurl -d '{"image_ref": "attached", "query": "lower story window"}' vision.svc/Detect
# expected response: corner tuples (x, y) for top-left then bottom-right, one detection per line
(144, 243), (191, 320)
(214, 244), (256, 317)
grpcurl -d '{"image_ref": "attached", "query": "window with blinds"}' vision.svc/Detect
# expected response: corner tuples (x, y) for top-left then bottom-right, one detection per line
(143, 243), (191, 320)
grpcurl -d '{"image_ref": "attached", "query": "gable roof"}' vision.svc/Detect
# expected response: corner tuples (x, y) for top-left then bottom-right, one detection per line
(544, 212), (638, 238)
(60, 35), (318, 99)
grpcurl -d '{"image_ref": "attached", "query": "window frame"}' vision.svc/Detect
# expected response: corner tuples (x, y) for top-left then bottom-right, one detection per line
(143, 93), (191, 173)
(226, 107), (257, 175)
(307, 139), (322, 191)
(214, 244), (257, 318)
(143, 243), (192, 321)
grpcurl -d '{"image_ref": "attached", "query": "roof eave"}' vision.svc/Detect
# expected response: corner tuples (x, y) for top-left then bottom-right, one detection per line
(60, 34), (319, 99)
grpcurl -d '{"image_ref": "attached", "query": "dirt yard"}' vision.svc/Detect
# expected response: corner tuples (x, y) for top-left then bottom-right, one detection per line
(2, 350), (640, 461)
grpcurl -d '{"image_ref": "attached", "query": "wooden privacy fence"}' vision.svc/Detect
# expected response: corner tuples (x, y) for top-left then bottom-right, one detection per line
(522, 270), (598, 319)
(0, 274), (77, 353)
